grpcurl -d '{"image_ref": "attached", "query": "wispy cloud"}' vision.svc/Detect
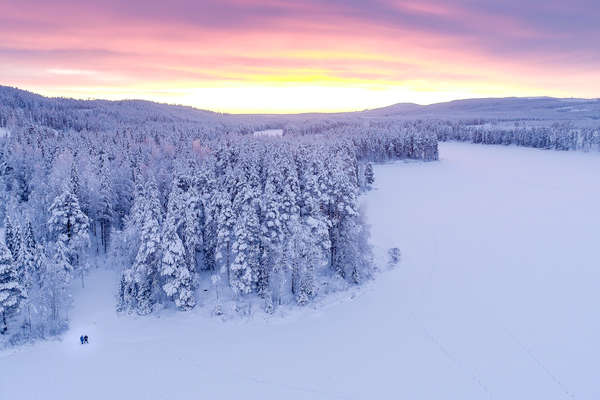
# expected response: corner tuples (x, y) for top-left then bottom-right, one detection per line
(1, 0), (598, 112)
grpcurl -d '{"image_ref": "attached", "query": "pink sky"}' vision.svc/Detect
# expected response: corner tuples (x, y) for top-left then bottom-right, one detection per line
(1, 0), (598, 112)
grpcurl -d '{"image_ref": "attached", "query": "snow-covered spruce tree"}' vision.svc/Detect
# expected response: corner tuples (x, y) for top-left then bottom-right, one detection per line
(118, 177), (162, 315)
(260, 157), (285, 301)
(260, 148), (302, 306)
(64, 157), (91, 226)
(166, 167), (204, 276)
(324, 152), (372, 282)
(281, 221), (322, 305)
(69, 158), (80, 192)
(116, 270), (133, 313)
(47, 180), (90, 284)
(213, 169), (235, 292)
(20, 244), (50, 338)
(17, 221), (37, 290)
(4, 215), (21, 262)
(230, 158), (261, 297)
(294, 150), (330, 302)
(97, 157), (114, 254)
(278, 150), (302, 301)
(113, 172), (145, 267)
(160, 228), (194, 310)
(183, 179), (204, 274)
(0, 241), (26, 334)
(160, 178), (195, 311)
(16, 220), (37, 334)
(230, 200), (261, 297)
(40, 242), (72, 333)
(196, 166), (217, 273)
(53, 238), (73, 281)
(0, 178), (7, 225)
(364, 162), (374, 186)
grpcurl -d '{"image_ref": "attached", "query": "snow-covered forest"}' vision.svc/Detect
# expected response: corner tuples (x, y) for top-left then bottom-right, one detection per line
(0, 86), (438, 345)
(435, 121), (600, 151)
(2, 86), (598, 348)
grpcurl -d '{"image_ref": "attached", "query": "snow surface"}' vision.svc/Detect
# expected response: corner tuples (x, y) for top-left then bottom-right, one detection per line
(253, 128), (283, 138)
(2, 142), (600, 399)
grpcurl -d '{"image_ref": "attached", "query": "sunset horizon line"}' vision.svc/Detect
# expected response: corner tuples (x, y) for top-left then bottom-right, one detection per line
(3, 83), (598, 115)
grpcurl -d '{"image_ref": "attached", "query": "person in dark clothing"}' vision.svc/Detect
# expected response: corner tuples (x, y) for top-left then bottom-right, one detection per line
(84, 335), (88, 344)
(80, 335), (84, 344)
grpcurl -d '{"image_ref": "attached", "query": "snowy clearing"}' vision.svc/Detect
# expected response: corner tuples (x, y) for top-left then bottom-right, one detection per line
(253, 128), (283, 137)
(2, 142), (599, 399)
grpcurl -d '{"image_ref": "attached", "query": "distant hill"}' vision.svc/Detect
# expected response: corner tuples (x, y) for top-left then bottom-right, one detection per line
(0, 85), (220, 132)
(1, 85), (598, 128)
(360, 97), (600, 121)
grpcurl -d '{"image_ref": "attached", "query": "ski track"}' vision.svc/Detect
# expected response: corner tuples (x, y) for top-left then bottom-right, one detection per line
(408, 311), (494, 399)
(2, 142), (600, 399)
(501, 326), (577, 400)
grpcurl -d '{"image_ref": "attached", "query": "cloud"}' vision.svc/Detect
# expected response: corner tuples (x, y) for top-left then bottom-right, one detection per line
(1, 0), (598, 111)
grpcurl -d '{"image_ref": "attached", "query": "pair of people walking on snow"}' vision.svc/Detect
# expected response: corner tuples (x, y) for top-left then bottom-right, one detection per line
(80, 335), (89, 344)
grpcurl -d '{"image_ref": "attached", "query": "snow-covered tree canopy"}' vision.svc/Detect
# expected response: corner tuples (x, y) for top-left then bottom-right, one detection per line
(0, 87), (440, 338)
(2, 86), (598, 346)
(0, 85), (503, 346)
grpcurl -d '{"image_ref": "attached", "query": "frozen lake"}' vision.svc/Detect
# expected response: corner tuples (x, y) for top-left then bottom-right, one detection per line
(2, 142), (599, 399)
(366, 142), (600, 399)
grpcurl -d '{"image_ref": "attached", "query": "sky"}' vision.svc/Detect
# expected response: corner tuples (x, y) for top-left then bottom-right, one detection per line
(1, 0), (599, 113)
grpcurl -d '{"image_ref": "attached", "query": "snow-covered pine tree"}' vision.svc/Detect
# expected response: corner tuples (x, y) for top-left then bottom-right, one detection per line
(160, 222), (195, 311)
(33, 244), (48, 290)
(0, 175), (7, 224)
(41, 242), (72, 333)
(22, 220), (36, 252)
(4, 215), (21, 262)
(160, 178), (195, 311)
(213, 170), (235, 290)
(324, 152), (366, 281)
(115, 171), (146, 265)
(17, 220), (37, 289)
(70, 161), (80, 204)
(260, 158), (285, 299)
(197, 166), (217, 273)
(296, 148), (331, 297)
(279, 150), (300, 228)
(337, 210), (372, 284)
(167, 167), (204, 274)
(53, 237), (73, 280)
(97, 161), (114, 253)
(364, 162), (374, 186)
(116, 269), (134, 313)
(70, 157), (92, 229)
(183, 180), (204, 274)
(278, 151), (302, 301)
(130, 173), (146, 226)
(230, 200), (261, 296)
(47, 180), (90, 283)
(47, 181), (90, 253)
(15, 221), (38, 335)
(230, 158), (261, 297)
(17, 243), (47, 338)
(119, 177), (162, 315)
(0, 241), (26, 334)
(284, 221), (326, 305)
